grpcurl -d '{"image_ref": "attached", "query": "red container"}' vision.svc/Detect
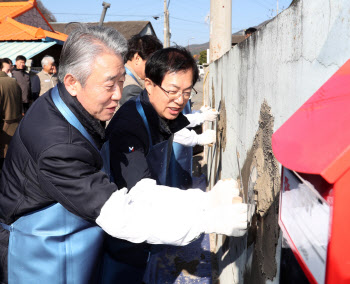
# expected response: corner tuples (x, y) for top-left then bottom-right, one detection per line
(272, 60), (350, 284)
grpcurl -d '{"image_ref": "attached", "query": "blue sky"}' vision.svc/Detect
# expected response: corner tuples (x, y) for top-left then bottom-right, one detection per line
(42, 0), (293, 47)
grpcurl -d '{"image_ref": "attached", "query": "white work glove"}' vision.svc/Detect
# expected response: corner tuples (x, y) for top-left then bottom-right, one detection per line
(200, 105), (219, 122)
(96, 178), (209, 246)
(197, 129), (216, 146)
(202, 204), (248, 237)
(208, 179), (240, 208)
(174, 128), (199, 147)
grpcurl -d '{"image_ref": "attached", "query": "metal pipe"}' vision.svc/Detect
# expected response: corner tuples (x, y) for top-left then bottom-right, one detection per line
(99, 2), (111, 27)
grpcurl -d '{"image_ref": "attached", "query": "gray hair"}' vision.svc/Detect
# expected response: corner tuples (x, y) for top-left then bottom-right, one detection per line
(41, 55), (54, 67)
(58, 25), (128, 86)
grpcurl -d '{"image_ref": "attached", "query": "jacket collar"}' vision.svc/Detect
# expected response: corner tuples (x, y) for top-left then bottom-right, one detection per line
(40, 70), (51, 76)
(124, 63), (145, 89)
(0, 71), (8, 77)
(13, 67), (26, 73)
(57, 82), (106, 148)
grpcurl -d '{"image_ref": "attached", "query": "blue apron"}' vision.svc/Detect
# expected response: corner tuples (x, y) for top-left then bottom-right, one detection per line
(143, 101), (195, 283)
(100, 96), (174, 283)
(0, 86), (110, 284)
(136, 97), (174, 186)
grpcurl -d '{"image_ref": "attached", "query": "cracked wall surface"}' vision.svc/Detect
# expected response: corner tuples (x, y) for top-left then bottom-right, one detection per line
(204, 0), (350, 283)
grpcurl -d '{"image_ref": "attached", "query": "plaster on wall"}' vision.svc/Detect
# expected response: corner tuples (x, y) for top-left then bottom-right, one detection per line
(242, 101), (280, 283)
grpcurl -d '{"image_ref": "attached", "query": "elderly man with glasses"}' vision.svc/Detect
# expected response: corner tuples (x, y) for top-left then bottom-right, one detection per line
(104, 47), (243, 283)
(106, 47), (202, 193)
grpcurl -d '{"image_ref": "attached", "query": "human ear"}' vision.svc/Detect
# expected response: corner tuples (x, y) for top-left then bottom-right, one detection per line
(144, 78), (154, 95)
(134, 53), (143, 65)
(64, 74), (80, 96)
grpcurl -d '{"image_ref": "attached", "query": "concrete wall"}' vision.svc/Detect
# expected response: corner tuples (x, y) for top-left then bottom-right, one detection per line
(205, 0), (350, 283)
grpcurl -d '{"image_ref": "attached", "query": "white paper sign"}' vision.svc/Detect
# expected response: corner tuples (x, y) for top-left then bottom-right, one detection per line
(281, 168), (331, 283)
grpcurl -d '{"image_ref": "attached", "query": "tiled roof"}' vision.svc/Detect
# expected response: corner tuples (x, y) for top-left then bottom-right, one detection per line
(0, 0), (34, 22)
(0, 0), (67, 42)
(0, 17), (67, 42)
(51, 21), (155, 40)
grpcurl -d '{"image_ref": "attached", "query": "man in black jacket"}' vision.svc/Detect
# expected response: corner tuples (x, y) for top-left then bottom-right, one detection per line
(0, 25), (248, 284)
(11, 55), (31, 114)
(104, 47), (244, 282)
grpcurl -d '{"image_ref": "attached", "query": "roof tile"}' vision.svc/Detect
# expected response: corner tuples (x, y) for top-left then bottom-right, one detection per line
(0, 0), (67, 42)
(0, 17), (67, 41)
(0, 1), (34, 23)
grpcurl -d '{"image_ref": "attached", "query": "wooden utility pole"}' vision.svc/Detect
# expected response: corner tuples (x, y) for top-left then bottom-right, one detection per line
(163, 0), (170, 47)
(209, 0), (232, 62)
(277, 0), (279, 15)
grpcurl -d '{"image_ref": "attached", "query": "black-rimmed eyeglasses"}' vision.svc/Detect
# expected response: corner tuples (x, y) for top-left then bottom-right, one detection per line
(156, 84), (197, 100)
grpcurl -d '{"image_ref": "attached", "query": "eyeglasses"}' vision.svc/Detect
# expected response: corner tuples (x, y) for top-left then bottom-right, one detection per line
(156, 84), (197, 100)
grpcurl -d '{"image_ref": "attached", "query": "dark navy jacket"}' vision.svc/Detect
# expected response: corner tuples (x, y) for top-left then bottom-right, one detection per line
(106, 89), (190, 190)
(103, 90), (190, 270)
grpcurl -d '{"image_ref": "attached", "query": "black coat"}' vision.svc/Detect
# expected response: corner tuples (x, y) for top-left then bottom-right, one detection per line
(106, 89), (190, 190)
(12, 68), (31, 103)
(0, 83), (116, 283)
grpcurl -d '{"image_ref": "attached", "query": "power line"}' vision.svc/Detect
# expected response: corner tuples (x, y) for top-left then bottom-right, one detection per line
(52, 12), (162, 18)
(169, 16), (205, 25)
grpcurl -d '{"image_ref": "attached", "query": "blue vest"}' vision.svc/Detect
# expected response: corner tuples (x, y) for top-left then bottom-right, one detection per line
(0, 86), (110, 283)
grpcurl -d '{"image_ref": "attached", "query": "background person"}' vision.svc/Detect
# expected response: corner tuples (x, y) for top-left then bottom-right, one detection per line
(11, 55), (31, 114)
(245, 27), (257, 39)
(31, 55), (58, 100)
(0, 59), (22, 173)
(0, 58), (13, 77)
(121, 34), (163, 106)
(52, 62), (57, 75)
(105, 34), (163, 127)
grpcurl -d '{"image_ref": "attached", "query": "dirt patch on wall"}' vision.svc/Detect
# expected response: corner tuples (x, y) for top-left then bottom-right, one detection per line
(217, 99), (227, 151)
(211, 80), (216, 111)
(210, 79), (227, 152)
(241, 100), (281, 283)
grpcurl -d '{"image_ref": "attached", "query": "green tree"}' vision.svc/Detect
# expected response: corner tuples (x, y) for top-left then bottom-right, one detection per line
(199, 50), (207, 65)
